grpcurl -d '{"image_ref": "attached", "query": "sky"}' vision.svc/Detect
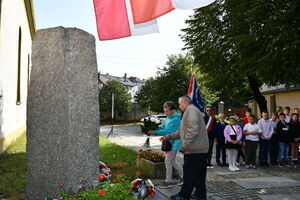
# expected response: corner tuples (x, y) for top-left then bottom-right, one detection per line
(34, 0), (194, 79)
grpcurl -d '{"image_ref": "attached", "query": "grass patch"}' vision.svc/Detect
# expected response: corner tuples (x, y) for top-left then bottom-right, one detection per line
(0, 134), (141, 199)
(0, 132), (27, 200)
(99, 137), (139, 179)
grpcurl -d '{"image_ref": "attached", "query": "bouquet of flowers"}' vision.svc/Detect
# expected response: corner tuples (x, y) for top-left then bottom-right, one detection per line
(140, 117), (160, 148)
(131, 178), (155, 199)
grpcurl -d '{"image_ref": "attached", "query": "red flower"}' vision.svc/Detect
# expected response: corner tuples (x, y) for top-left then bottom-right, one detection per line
(115, 162), (123, 167)
(112, 179), (118, 183)
(117, 173), (125, 177)
(97, 189), (105, 196)
(98, 174), (105, 180)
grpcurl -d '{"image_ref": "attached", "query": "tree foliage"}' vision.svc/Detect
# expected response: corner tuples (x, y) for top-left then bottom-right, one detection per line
(181, 0), (300, 112)
(135, 54), (220, 112)
(99, 81), (132, 115)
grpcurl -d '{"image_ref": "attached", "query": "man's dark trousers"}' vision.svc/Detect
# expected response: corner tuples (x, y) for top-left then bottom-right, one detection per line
(216, 143), (226, 164)
(178, 153), (208, 199)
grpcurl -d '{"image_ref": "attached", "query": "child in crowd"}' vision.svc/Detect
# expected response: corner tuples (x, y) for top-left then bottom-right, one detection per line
(258, 112), (274, 167)
(242, 108), (252, 124)
(243, 115), (261, 169)
(270, 112), (279, 165)
(215, 113), (228, 166)
(224, 116), (242, 171)
(276, 113), (293, 167)
(234, 113), (246, 165)
(284, 106), (291, 123)
(289, 113), (300, 164)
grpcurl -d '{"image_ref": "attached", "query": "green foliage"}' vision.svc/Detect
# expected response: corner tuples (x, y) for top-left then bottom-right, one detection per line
(181, 0), (300, 108)
(135, 54), (220, 112)
(99, 80), (132, 115)
(60, 177), (135, 200)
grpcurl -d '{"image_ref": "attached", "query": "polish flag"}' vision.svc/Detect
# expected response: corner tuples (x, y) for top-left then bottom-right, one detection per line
(93, 0), (159, 41)
(131, 0), (215, 24)
(186, 73), (205, 113)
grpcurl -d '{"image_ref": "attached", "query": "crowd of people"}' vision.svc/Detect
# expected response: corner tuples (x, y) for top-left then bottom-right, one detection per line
(206, 106), (300, 171)
(147, 98), (300, 200)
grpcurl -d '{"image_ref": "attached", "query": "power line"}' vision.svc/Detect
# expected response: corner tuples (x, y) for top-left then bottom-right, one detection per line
(99, 55), (162, 61)
(98, 60), (161, 67)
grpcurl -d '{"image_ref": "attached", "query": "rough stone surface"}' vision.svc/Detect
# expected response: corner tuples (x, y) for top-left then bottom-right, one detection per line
(26, 27), (100, 200)
(232, 176), (300, 189)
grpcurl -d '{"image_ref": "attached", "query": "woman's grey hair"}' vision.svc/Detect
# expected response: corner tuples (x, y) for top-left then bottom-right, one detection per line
(163, 101), (176, 110)
(179, 96), (192, 104)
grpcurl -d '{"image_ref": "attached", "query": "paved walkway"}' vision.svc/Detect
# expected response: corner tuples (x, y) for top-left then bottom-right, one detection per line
(100, 125), (300, 200)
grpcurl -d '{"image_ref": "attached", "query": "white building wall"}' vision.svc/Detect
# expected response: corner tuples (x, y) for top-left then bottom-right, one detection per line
(0, 0), (32, 138)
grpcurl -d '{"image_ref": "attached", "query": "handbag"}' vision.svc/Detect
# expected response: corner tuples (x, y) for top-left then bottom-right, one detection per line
(230, 125), (242, 145)
(161, 140), (174, 151)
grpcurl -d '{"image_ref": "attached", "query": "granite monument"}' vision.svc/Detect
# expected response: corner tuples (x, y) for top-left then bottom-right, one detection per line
(26, 27), (100, 199)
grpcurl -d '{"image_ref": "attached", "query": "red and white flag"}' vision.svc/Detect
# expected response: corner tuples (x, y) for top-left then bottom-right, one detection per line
(130, 0), (215, 24)
(93, 0), (159, 41)
(93, 0), (215, 40)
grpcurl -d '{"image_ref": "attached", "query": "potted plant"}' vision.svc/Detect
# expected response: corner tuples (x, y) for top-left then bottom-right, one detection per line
(136, 149), (166, 179)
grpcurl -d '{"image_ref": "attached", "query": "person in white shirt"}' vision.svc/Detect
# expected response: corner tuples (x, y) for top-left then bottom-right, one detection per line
(284, 106), (291, 123)
(270, 112), (279, 165)
(258, 112), (274, 167)
(243, 115), (262, 169)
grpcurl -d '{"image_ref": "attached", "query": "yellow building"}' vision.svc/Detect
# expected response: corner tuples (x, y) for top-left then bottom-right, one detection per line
(0, 0), (36, 153)
(249, 85), (300, 117)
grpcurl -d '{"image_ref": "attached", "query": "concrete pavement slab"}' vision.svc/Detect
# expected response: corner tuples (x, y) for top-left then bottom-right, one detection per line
(232, 176), (300, 189)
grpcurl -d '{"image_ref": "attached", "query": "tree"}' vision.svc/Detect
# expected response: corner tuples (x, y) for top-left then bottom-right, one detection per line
(181, 0), (300, 113)
(99, 80), (131, 116)
(135, 54), (220, 112)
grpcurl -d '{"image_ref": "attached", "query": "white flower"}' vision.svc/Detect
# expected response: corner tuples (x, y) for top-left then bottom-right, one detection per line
(150, 118), (156, 122)
(155, 119), (160, 124)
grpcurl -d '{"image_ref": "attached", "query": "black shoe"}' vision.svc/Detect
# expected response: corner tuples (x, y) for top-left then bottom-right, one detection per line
(170, 194), (189, 200)
(217, 162), (221, 166)
(191, 194), (207, 200)
(207, 163), (214, 169)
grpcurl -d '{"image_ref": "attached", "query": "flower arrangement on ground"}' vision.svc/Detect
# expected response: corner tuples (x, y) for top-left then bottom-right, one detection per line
(57, 161), (155, 200)
(140, 117), (160, 148)
(137, 149), (165, 163)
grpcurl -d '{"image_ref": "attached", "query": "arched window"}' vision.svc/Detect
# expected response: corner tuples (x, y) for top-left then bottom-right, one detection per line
(16, 27), (22, 105)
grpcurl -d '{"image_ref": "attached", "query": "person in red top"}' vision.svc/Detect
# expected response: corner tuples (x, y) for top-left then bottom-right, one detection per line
(242, 108), (252, 124)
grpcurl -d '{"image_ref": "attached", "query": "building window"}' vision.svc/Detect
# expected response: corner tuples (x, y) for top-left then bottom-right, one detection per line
(16, 27), (22, 105)
(27, 54), (30, 87)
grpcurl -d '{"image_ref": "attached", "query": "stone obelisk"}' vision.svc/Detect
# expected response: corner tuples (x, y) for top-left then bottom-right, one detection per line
(26, 27), (100, 199)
